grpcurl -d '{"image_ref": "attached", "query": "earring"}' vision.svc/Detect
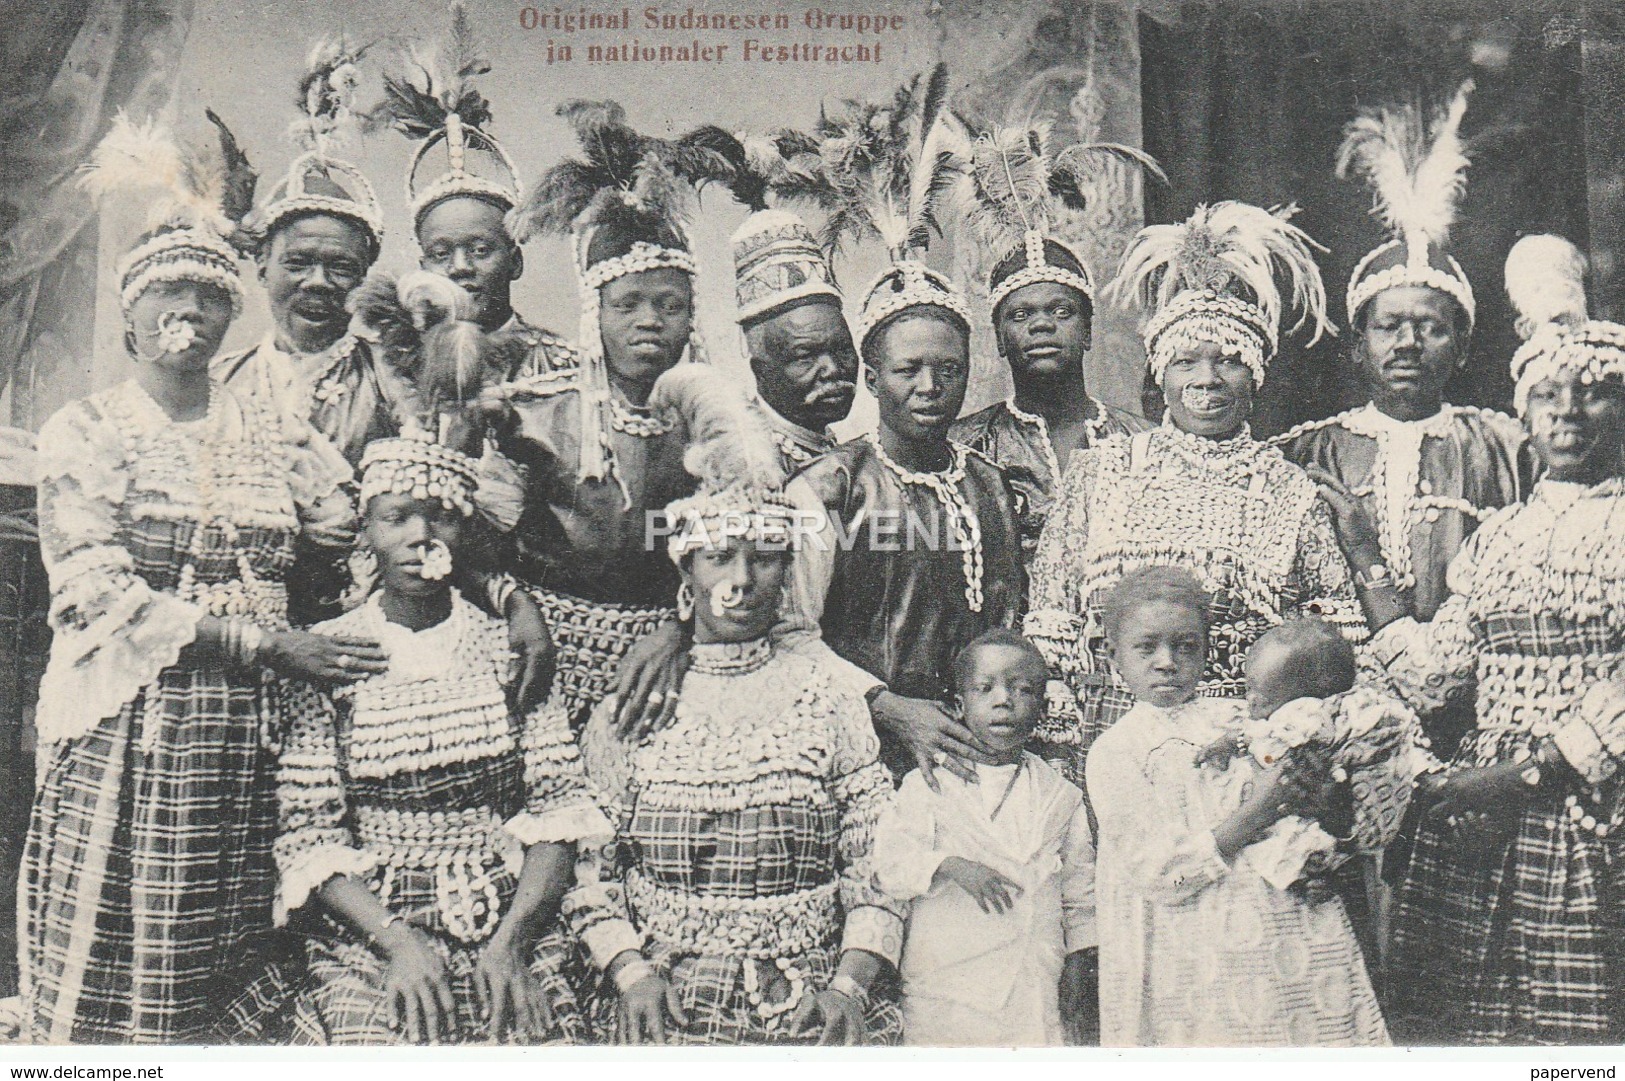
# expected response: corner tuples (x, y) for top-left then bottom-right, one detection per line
(676, 581), (695, 621)
(340, 546), (379, 610)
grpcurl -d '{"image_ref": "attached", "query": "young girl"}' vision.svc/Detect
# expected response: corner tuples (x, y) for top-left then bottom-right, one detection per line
(1086, 566), (1389, 1047)
(274, 433), (611, 1044)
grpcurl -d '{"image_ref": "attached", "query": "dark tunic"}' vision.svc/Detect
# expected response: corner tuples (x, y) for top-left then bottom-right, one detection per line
(793, 438), (1025, 775)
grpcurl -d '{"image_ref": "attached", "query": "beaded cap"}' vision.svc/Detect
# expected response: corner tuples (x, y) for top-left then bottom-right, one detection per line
(1338, 81), (1477, 330)
(1504, 234), (1625, 416)
(80, 113), (251, 318)
(359, 430), (479, 516)
(1105, 201), (1333, 388)
(731, 209), (841, 326)
(856, 260), (973, 362)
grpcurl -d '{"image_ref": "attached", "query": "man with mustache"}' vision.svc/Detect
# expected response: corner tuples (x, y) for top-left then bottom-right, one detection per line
(1278, 86), (1527, 749)
(730, 210), (859, 470)
(952, 236), (1148, 566)
(213, 155), (410, 468)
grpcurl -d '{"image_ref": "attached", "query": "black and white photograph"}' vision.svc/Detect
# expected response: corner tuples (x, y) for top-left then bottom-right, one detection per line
(0, 0), (1622, 1063)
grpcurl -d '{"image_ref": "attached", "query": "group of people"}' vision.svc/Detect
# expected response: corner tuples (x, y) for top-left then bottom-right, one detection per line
(13, 15), (1625, 1050)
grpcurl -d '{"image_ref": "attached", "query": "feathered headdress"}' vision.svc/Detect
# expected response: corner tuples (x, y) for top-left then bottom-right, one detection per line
(760, 64), (961, 265)
(1104, 201), (1333, 387)
(656, 364), (795, 566)
(1337, 81), (1476, 329)
(949, 116), (1165, 313)
(79, 111), (252, 316)
(507, 99), (746, 503)
(254, 34), (385, 248)
(371, 1), (521, 225)
(1504, 234), (1625, 417)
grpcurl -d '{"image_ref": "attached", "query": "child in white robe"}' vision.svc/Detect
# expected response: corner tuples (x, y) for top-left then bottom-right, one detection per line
(874, 629), (1097, 1046)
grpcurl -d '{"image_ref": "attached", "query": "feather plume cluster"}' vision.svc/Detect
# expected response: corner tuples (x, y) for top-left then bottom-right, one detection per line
(366, 2), (493, 142)
(80, 111), (257, 243)
(1337, 80), (1474, 251)
(651, 363), (787, 496)
(946, 117), (1165, 258)
(1504, 234), (1588, 341)
(290, 35), (374, 155)
(1106, 201), (1332, 344)
(507, 100), (749, 244)
(750, 63), (963, 262)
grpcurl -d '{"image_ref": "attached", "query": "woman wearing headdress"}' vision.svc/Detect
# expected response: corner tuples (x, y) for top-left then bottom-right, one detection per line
(20, 115), (391, 1043)
(1024, 201), (1364, 791)
(483, 100), (749, 730)
(1340, 236), (1625, 1044)
(948, 120), (1159, 565)
(563, 367), (904, 1045)
(272, 429), (610, 1045)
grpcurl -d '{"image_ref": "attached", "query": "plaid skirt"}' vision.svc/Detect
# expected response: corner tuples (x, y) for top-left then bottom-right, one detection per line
(289, 927), (585, 1045)
(531, 588), (673, 729)
(579, 940), (902, 1046)
(21, 667), (283, 1044)
(1389, 798), (1625, 1045)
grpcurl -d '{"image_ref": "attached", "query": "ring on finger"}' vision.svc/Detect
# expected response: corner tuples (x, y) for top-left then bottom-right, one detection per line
(932, 751), (946, 767)
(339, 654), (354, 670)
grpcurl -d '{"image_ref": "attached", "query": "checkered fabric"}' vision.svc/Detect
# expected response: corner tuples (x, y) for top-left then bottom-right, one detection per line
(289, 927), (585, 1045)
(22, 668), (284, 1043)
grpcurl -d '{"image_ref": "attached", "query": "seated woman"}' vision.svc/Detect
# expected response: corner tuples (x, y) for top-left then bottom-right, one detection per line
(563, 377), (904, 1044)
(274, 432), (611, 1045)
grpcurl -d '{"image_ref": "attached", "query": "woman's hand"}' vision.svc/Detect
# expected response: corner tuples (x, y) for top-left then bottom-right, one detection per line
(260, 630), (388, 686)
(502, 588), (556, 716)
(473, 932), (553, 1042)
(1307, 467), (1384, 568)
(612, 620), (690, 739)
(378, 924), (456, 1043)
(616, 973), (686, 1044)
(1430, 762), (1531, 832)
(935, 856), (1024, 914)
(790, 986), (866, 1045)
(870, 692), (981, 788)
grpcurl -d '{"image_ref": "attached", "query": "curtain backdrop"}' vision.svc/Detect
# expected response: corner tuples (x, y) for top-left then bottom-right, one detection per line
(1139, 0), (1589, 437)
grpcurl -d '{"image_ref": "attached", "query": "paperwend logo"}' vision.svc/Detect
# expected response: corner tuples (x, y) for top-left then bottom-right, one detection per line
(644, 509), (980, 554)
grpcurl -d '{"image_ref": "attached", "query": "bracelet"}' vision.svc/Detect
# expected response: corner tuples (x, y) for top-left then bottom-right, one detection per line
(490, 573), (521, 616)
(372, 912), (406, 944)
(238, 622), (265, 667)
(827, 973), (870, 1011)
(1354, 563), (1394, 590)
(613, 956), (656, 995)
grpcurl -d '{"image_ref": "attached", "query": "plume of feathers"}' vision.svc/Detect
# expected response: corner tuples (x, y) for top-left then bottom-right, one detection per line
(1505, 234), (1589, 341)
(1337, 80), (1474, 251)
(204, 108), (257, 241)
(507, 99), (749, 243)
(754, 63), (963, 262)
(1105, 201), (1333, 345)
(80, 111), (255, 243)
(650, 364), (787, 496)
(365, 2), (493, 141)
(290, 35), (375, 154)
(947, 117), (1165, 256)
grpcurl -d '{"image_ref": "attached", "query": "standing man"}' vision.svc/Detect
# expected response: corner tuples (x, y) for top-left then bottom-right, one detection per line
(1280, 82), (1527, 750)
(784, 262), (1026, 783)
(952, 235), (1148, 564)
(730, 209), (859, 471)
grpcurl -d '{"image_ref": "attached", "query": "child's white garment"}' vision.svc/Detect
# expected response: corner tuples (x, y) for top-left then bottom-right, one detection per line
(1240, 697), (1340, 890)
(1089, 697), (1390, 1048)
(874, 752), (1095, 1046)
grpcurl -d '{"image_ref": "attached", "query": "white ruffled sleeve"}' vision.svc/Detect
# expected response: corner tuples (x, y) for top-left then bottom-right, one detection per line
(871, 769), (942, 902)
(272, 680), (377, 924)
(33, 401), (202, 747)
(824, 674), (905, 967)
(504, 698), (614, 847)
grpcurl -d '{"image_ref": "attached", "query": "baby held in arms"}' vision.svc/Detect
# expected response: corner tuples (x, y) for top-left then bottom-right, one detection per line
(874, 629), (1097, 1047)
(1198, 618), (1422, 891)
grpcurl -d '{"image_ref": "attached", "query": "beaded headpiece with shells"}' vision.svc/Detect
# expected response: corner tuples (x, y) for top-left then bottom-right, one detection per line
(373, 2), (521, 228)
(79, 112), (256, 318)
(360, 428), (479, 517)
(507, 99), (747, 501)
(254, 35), (385, 248)
(1104, 201), (1333, 387)
(1504, 234), (1625, 417)
(1338, 81), (1476, 331)
(948, 117), (1165, 316)
(657, 365), (795, 564)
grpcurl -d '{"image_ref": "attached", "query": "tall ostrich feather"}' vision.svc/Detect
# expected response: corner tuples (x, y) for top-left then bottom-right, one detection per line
(79, 112), (245, 240)
(1104, 201), (1333, 345)
(1504, 234), (1589, 341)
(1336, 80), (1474, 251)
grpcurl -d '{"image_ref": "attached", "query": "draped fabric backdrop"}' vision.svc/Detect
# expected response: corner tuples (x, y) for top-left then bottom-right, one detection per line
(1139, 0), (1589, 437)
